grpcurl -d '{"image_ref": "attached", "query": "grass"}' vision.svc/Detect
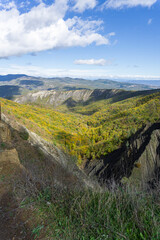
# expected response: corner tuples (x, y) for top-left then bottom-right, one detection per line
(17, 184), (160, 240)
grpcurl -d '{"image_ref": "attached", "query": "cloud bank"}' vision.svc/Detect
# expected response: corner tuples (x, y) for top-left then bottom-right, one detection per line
(0, 0), (111, 58)
(103, 0), (157, 9)
(1, 64), (160, 80)
(74, 58), (107, 66)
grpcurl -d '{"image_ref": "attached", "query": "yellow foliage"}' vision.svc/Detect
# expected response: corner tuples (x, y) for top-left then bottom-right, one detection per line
(0, 91), (160, 165)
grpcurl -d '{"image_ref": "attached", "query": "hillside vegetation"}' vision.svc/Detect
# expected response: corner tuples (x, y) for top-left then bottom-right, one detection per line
(0, 121), (159, 240)
(0, 90), (160, 239)
(1, 90), (160, 166)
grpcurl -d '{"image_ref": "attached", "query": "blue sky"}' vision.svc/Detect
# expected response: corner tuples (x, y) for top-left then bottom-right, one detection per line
(0, 0), (160, 80)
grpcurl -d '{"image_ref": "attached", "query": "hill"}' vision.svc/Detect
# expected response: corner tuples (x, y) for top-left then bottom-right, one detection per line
(0, 75), (157, 101)
(1, 88), (160, 185)
(0, 74), (28, 81)
(1, 119), (159, 239)
(15, 88), (160, 108)
(0, 89), (160, 239)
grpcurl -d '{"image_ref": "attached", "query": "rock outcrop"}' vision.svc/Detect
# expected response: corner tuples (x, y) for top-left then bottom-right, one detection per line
(15, 89), (126, 107)
(15, 88), (160, 108)
(15, 89), (93, 107)
(84, 123), (160, 189)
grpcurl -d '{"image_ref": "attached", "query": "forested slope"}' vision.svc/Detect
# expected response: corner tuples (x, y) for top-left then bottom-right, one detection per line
(1, 90), (160, 166)
(0, 90), (160, 239)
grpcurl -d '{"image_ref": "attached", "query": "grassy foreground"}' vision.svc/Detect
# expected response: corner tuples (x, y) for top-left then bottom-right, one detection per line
(17, 185), (160, 240)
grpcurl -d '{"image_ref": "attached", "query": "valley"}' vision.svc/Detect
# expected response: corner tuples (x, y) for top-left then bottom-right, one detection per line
(0, 85), (160, 239)
(1, 1), (160, 239)
(1, 87), (160, 185)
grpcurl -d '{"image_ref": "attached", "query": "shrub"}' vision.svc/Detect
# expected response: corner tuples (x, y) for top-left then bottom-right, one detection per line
(19, 131), (29, 140)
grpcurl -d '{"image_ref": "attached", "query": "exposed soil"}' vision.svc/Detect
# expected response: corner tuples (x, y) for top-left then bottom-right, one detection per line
(0, 119), (93, 239)
(0, 192), (32, 240)
(0, 121), (34, 239)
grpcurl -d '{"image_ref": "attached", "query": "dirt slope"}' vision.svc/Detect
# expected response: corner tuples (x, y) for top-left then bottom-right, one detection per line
(0, 119), (95, 239)
(0, 122), (32, 239)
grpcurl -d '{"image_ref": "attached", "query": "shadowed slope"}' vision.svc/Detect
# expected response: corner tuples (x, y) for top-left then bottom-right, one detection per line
(85, 123), (160, 188)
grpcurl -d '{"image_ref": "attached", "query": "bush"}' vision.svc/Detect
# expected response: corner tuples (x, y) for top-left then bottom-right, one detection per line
(19, 131), (29, 140)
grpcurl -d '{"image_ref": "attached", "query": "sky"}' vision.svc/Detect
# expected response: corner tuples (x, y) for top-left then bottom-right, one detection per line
(0, 0), (160, 80)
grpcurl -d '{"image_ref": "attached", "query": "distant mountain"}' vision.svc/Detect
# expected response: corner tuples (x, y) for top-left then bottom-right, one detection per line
(90, 79), (154, 90)
(0, 74), (28, 82)
(115, 79), (160, 87)
(0, 75), (157, 99)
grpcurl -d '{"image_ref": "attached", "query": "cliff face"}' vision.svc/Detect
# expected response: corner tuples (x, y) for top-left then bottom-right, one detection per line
(15, 89), (93, 107)
(84, 123), (160, 189)
(15, 89), (124, 107)
(15, 88), (160, 108)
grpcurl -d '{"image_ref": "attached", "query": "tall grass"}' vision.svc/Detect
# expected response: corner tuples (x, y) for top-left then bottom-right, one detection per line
(19, 184), (160, 240)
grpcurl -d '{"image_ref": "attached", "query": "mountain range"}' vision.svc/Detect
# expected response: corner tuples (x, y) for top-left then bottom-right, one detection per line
(0, 74), (159, 99)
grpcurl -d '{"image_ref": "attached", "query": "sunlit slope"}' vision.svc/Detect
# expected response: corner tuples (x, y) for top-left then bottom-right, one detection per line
(1, 91), (160, 164)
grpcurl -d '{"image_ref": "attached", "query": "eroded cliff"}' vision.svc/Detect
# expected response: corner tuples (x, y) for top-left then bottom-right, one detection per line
(15, 88), (160, 108)
(84, 123), (160, 188)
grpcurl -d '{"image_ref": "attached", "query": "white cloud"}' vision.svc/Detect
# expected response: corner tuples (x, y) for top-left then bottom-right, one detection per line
(148, 18), (152, 24)
(102, 0), (157, 9)
(74, 58), (107, 66)
(0, 0), (16, 10)
(19, 1), (31, 9)
(0, 0), (111, 58)
(73, 0), (97, 13)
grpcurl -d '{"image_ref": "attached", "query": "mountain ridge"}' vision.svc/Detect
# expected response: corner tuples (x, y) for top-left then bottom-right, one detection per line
(0, 74), (157, 100)
(15, 88), (160, 108)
